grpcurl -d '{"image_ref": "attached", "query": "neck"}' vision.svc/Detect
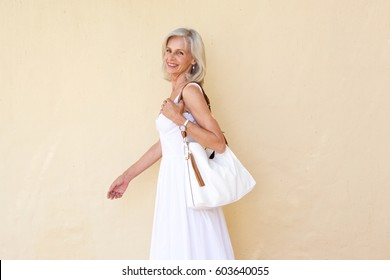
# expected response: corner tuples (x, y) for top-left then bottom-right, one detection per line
(171, 74), (188, 92)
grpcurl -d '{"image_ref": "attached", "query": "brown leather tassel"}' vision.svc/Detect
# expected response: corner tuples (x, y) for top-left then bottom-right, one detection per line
(190, 153), (205, 187)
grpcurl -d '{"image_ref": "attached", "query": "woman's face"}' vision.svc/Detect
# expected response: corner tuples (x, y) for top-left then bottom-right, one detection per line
(164, 36), (195, 79)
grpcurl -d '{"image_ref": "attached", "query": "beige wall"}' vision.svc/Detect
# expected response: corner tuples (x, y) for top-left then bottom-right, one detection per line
(1, 0), (389, 259)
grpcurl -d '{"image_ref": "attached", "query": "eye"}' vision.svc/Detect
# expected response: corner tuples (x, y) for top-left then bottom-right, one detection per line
(165, 48), (171, 53)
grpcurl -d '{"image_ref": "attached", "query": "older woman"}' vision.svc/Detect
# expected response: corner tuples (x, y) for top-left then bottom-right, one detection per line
(107, 28), (234, 260)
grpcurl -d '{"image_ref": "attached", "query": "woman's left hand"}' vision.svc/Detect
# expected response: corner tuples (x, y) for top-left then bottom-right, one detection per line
(160, 98), (185, 125)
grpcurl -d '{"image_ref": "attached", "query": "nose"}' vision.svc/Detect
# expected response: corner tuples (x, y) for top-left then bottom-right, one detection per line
(165, 52), (174, 61)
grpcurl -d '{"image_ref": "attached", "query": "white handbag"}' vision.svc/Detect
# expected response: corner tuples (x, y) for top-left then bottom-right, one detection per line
(178, 82), (256, 209)
(184, 140), (256, 210)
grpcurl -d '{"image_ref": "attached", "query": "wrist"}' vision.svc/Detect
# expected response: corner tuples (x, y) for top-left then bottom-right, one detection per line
(179, 118), (190, 132)
(122, 172), (132, 184)
(176, 115), (187, 126)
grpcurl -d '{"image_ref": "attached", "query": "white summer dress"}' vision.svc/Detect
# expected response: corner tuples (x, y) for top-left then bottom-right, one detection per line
(150, 88), (235, 260)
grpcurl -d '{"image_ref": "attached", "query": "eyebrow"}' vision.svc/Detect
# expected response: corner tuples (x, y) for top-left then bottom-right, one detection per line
(166, 46), (186, 52)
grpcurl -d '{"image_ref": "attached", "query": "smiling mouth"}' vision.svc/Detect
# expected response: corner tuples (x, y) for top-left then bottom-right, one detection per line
(167, 62), (178, 68)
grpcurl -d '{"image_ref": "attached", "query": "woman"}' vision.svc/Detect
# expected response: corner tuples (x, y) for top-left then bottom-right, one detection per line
(107, 28), (234, 260)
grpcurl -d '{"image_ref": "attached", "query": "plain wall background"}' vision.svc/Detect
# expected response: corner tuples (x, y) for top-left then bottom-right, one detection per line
(1, 0), (389, 259)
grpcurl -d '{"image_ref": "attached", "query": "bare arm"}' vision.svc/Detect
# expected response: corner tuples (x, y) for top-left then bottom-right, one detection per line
(107, 140), (162, 200)
(162, 84), (226, 153)
(122, 140), (162, 183)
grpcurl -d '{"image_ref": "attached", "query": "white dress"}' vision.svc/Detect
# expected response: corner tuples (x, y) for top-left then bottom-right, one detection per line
(149, 93), (235, 260)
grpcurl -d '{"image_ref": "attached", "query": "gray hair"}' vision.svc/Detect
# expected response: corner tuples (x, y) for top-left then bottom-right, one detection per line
(161, 28), (206, 85)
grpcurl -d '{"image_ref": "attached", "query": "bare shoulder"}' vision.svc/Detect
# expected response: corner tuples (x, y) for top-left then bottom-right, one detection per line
(182, 82), (203, 98)
(182, 82), (209, 113)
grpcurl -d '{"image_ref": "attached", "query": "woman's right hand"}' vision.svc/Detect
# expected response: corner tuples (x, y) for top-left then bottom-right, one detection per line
(106, 140), (162, 200)
(107, 174), (129, 200)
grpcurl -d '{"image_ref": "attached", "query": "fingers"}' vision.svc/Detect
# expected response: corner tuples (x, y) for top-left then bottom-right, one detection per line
(163, 99), (175, 106)
(178, 99), (184, 109)
(107, 183), (117, 199)
(160, 98), (179, 115)
(107, 190), (123, 200)
(161, 99), (170, 106)
(107, 183), (124, 200)
(109, 191), (123, 200)
(160, 99), (170, 114)
(160, 99), (167, 113)
(161, 98), (170, 107)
